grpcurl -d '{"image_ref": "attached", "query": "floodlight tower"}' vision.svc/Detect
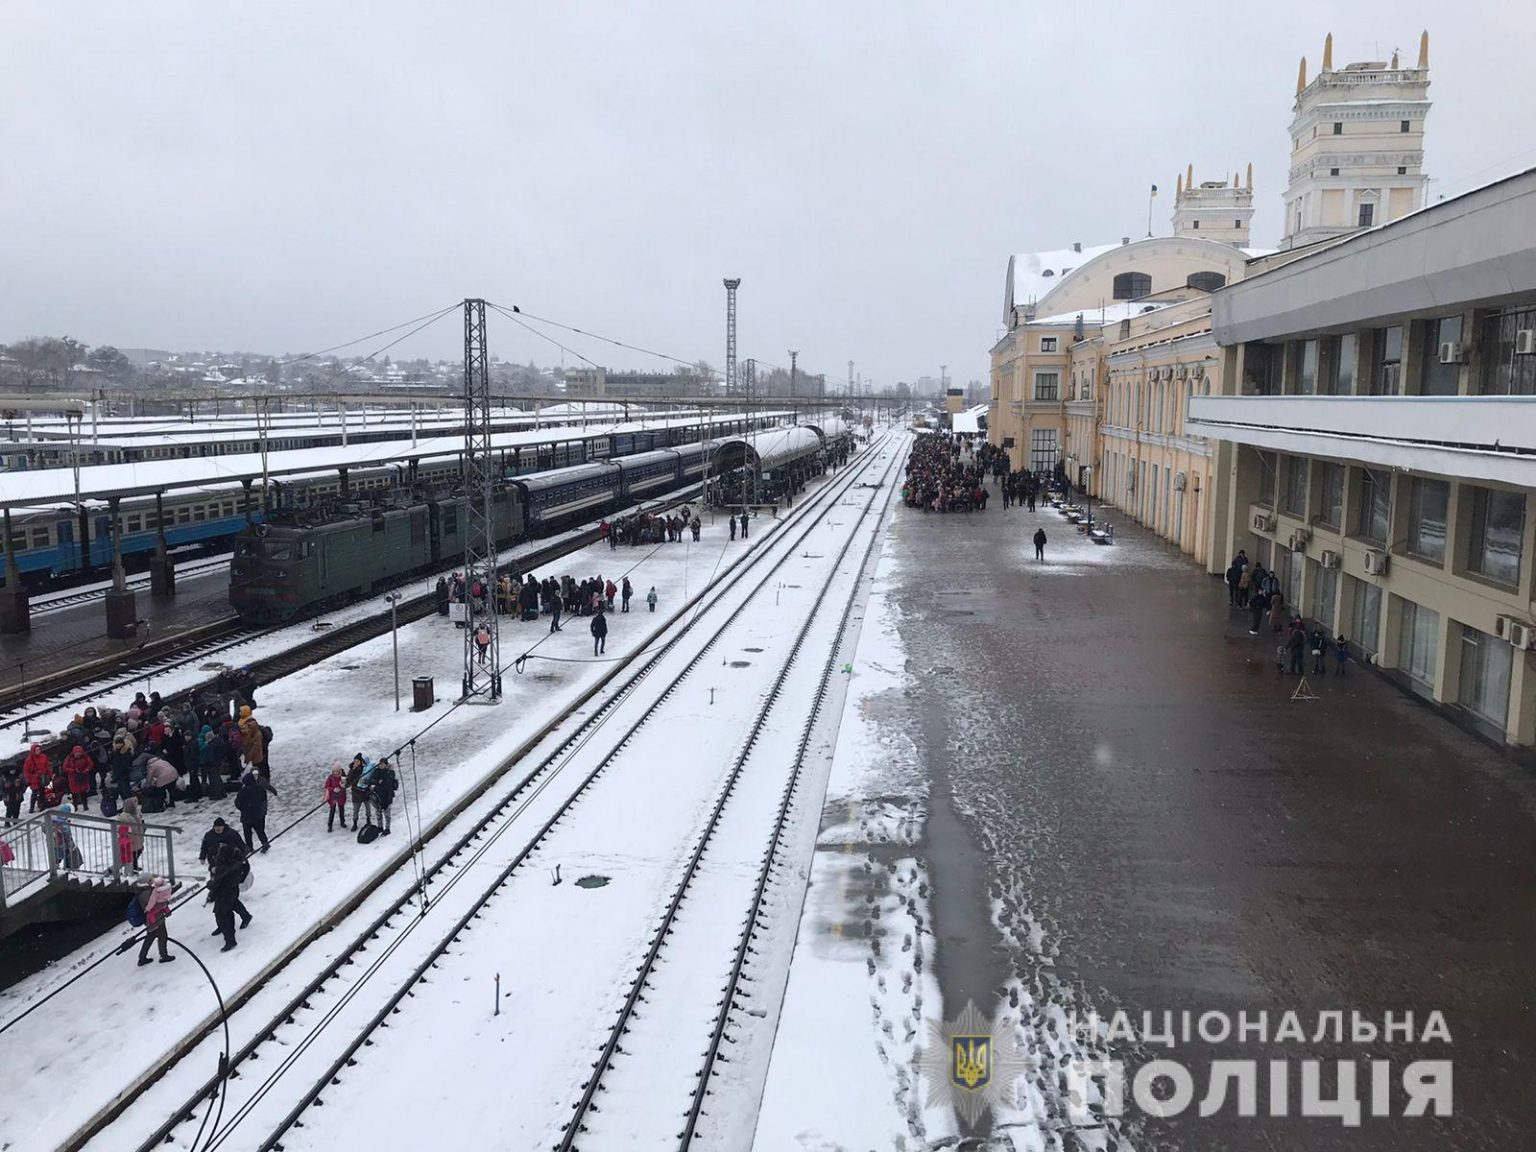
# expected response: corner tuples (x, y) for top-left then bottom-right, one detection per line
(461, 298), (500, 704)
(723, 279), (741, 398)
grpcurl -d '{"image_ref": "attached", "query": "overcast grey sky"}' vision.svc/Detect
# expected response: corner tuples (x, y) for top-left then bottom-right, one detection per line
(2, 1), (1533, 388)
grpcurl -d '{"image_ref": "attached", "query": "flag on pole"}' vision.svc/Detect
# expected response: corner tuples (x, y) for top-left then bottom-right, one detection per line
(1150, 184), (1158, 197)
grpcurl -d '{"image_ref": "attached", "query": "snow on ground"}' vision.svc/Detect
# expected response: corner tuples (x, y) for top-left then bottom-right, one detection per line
(0, 508), (788, 1152)
(274, 440), (906, 1152)
(755, 528), (956, 1149)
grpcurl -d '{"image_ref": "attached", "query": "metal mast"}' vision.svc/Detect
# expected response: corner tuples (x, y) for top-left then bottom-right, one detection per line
(723, 279), (740, 398)
(461, 298), (501, 703)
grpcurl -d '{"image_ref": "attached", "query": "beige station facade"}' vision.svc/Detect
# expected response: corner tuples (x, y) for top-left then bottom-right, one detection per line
(986, 32), (1536, 752)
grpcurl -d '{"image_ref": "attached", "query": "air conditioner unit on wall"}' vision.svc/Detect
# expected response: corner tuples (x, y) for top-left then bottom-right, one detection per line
(1252, 512), (1275, 533)
(1517, 330), (1536, 356)
(1363, 549), (1390, 576)
(1510, 622), (1534, 651)
(1174, 471), (1187, 491)
(1495, 614), (1517, 641)
(1438, 341), (1465, 364)
(1320, 549), (1340, 569)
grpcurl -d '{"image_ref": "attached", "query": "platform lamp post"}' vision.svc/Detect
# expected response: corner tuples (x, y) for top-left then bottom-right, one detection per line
(385, 592), (402, 710)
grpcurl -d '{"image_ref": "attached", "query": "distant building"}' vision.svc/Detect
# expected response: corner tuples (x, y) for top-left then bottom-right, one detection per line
(563, 367), (710, 399)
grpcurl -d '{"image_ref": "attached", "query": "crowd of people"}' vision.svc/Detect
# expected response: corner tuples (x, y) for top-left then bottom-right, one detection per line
(1223, 549), (1351, 677)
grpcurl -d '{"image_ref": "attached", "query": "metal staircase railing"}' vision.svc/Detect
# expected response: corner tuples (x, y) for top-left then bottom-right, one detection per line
(0, 808), (179, 909)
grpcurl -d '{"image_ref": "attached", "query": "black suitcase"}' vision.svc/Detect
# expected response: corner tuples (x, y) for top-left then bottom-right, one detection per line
(356, 823), (381, 845)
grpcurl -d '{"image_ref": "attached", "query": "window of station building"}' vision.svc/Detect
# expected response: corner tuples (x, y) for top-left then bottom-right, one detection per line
(1316, 462), (1344, 528)
(1477, 306), (1536, 395)
(1320, 333), (1357, 394)
(1332, 122), (1343, 135)
(1355, 467), (1390, 542)
(1310, 560), (1338, 630)
(1400, 120), (1411, 133)
(1282, 455), (1308, 515)
(1396, 598), (1440, 697)
(1465, 486), (1525, 586)
(1247, 343), (1284, 395)
(1397, 166), (1408, 175)
(1405, 477), (1450, 564)
(1033, 372), (1060, 401)
(1030, 428), (1058, 473)
(1111, 272), (1151, 301)
(1255, 450), (1278, 507)
(1330, 167), (1340, 176)
(1295, 339), (1319, 394)
(1370, 325), (1402, 394)
(1419, 315), (1464, 395)
(1192, 220), (1199, 229)
(1349, 577), (1382, 657)
(1040, 336), (1058, 353)
(1358, 202), (1375, 227)
(1186, 271), (1226, 292)
(1458, 622), (1513, 735)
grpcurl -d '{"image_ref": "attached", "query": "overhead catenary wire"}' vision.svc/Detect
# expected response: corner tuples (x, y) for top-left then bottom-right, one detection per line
(277, 303), (464, 368)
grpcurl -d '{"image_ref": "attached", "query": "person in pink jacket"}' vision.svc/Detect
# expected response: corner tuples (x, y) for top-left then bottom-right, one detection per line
(323, 762), (348, 833)
(137, 876), (175, 965)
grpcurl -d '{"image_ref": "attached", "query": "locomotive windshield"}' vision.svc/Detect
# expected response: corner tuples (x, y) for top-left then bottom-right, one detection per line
(237, 538), (297, 561)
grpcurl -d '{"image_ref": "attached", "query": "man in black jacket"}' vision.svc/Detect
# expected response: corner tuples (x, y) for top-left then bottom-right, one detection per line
(590, 609), (608, 656)
(372, 758), (399, 835)
(198, 817), (245, 869)
(208, 841), (251, 952)
(235, 773), (271, 853)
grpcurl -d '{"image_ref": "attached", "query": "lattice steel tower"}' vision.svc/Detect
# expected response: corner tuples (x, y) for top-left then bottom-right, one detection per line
(461, 298), (501, 703)
(723, 278), (740, 397)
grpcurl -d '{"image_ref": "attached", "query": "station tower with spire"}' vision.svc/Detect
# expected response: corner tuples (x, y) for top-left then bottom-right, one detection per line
(1281, 31), (1432, 247)
(1172, 162), (1256, 247)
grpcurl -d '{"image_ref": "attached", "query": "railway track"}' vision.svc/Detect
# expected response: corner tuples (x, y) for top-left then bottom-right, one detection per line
(63, 439), (896, 1152)
(0, 487), (707, 742)
(26, 555), (233, 618)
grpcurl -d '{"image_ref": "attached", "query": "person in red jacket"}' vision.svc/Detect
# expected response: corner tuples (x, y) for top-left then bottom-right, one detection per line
(22, 745), (51, 813)
(61, 745), (95, 811)
(323, 762), (348, 832)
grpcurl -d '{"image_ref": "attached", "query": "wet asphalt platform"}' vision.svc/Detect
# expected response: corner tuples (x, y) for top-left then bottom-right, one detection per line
(885, 491), (1536, 1150)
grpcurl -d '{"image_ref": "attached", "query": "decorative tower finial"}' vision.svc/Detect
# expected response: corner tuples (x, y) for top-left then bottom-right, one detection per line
(1297, 56), (1308, 93)
(1233, 171), (1239, 188)
(1322, 33), (1333, 71)
(1187, 162), (1194, 189)
(1246, 162), (1253, 191)
(1176, 172), (1183, 196)
(1418, 29), (1429, 69)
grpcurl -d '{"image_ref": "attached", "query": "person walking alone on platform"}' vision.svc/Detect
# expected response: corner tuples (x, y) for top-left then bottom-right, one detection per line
(647, 586), (657, 613)
(739, 510), (749, 540)
(621, 577), (633, 613)
(1033, 527), (1047, 561)
(591, 609), (608, 656)
(729, 515), (737, 541)
(208, 841), (250, 952)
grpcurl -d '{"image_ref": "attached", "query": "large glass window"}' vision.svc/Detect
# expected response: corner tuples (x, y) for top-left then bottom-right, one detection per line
(1310, 561), (1338, 630)
(1282, 455), (1308, 515)
(1356, 468), (1389, 542)
(1458, 623), (1513, 734)
(1256, 451), (1278, 508)
(1372, 326), (1403, 395)
(1478, 307), (1536, 395)
(1316, 462), (1344, 528)
(1112, 272), (1151, 300)
(1406, 477), (1450, 564)
(1248, 343), (1285, 395)
(1030, 428), (1058, 473)
(1349, 576), (1382, 656)
(1187, 271), (1226, 292)
(1397, 598), (1440, 696)
(1419, 315), (1464, 395)
(1465, 486), (1525, 586)
(1033, 372), (1060, 401)
(1321, 333), (1357, 395)
(1296, 339), (1319, 395)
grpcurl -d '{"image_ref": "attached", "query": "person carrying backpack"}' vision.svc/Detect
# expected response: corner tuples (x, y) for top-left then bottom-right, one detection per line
(324, 762), (348, 832)
(238, 706), (269, 780)
(135, 876), (175, 966)
(347, 754), (374, 831)
(474, 623), (492, 665)
(371, 758), (399, 835)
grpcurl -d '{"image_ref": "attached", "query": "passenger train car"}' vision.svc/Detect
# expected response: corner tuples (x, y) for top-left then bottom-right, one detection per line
(228, 442), (713, 622)
(0, 418), (759, 589)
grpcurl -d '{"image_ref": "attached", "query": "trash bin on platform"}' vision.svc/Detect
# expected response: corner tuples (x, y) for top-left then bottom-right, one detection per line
(412, 676), (435, 712)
